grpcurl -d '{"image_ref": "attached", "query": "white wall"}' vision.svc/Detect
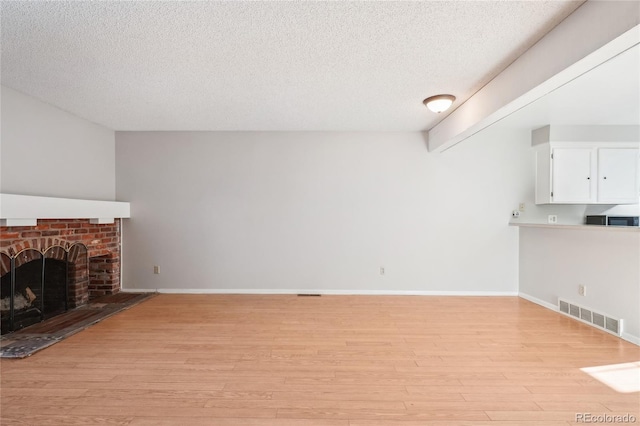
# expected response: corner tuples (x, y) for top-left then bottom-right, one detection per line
(519, 227), (640, 344)
(0, 86), (116, 200)
(116, 129), (531, 294)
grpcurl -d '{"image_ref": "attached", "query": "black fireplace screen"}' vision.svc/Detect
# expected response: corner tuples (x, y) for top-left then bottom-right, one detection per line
(0, 243), (87, 335)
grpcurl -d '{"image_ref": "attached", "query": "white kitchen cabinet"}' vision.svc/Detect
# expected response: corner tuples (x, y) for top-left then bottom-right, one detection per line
(535, 142), (639, 204)
(551, 148), (594, 203)
(597, 148), (639, 203)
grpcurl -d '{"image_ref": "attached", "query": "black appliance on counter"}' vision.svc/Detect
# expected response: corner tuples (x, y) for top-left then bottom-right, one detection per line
(586, 215), (639, 226)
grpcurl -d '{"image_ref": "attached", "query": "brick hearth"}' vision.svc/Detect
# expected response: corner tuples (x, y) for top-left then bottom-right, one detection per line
(1, 219), (121, 305)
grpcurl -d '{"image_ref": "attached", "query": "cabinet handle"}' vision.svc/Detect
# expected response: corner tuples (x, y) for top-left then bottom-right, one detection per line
(603, 176), (607, 180)
(587, 177), (590, 180)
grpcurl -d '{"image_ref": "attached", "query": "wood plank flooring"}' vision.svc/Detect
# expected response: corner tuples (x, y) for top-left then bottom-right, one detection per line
(1, 294), (638, 425)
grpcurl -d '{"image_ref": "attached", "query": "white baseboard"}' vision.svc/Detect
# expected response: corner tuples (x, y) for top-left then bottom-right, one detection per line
(621, 332), (640, 346)
(519, 292), (640, 346)
(518, 292), (559, 311)
(121, 287), (518, 296)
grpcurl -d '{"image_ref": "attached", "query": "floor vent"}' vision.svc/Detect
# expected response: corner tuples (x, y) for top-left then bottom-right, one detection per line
(558, 298), (623, 336)
(297, 294), (321, 297)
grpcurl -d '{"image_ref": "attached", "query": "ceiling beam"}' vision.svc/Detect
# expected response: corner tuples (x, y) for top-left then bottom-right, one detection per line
(427, 1), (640, 153)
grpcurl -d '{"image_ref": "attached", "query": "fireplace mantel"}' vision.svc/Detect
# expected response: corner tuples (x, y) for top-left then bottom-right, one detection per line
(0, 193), (130, 226)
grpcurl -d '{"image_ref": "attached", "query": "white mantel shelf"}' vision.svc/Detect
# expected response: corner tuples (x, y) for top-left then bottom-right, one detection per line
(509, 222), (640, 232)
(0, 193), (130, 226)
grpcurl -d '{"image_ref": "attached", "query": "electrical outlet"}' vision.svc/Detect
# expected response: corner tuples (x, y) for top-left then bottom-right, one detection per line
(578, 284), (586, 296)
(153, 265), (160, 275)
(379, 267), (385, 276)
(519, 202), (526, 212)
(548, 215), (558, 224)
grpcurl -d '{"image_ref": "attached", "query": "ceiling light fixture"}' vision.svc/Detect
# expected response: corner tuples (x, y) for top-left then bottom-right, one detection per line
(423, 94), (456, 113)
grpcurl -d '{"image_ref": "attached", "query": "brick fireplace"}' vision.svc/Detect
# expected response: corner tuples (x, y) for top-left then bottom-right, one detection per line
(1, 219), (122, 326)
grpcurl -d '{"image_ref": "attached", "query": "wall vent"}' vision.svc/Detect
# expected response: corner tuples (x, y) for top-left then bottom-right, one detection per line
(605, 317), (619, 334)
(592, 312), (605, 328)
(559, 300), (569, 314)
(558, 298), (623, 336)
(569, 304), (580, 318)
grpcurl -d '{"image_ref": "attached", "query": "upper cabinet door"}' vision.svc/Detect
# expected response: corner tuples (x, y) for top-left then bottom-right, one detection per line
(597, 148), (640, 204)
(552, 148), (594, 203)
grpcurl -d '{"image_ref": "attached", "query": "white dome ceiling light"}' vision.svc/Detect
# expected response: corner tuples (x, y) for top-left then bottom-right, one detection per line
(423, 94), (456, 113)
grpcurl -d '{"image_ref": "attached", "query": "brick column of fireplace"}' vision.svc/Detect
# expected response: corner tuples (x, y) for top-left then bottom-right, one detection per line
(1, 219), (122, 306)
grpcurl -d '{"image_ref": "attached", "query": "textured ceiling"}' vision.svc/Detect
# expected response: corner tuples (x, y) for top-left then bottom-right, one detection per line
(1, 1), (583, 131)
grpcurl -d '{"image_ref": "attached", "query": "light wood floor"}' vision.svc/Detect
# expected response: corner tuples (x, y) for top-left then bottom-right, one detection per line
(1, 294), (639, 425)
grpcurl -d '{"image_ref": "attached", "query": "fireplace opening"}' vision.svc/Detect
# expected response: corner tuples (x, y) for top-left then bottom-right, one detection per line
(0, 243), (88, 335)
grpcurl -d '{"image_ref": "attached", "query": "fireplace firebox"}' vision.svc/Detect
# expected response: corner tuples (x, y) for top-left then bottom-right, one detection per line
(1, 218), (122, 335)
(0, 243), (88, 334)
